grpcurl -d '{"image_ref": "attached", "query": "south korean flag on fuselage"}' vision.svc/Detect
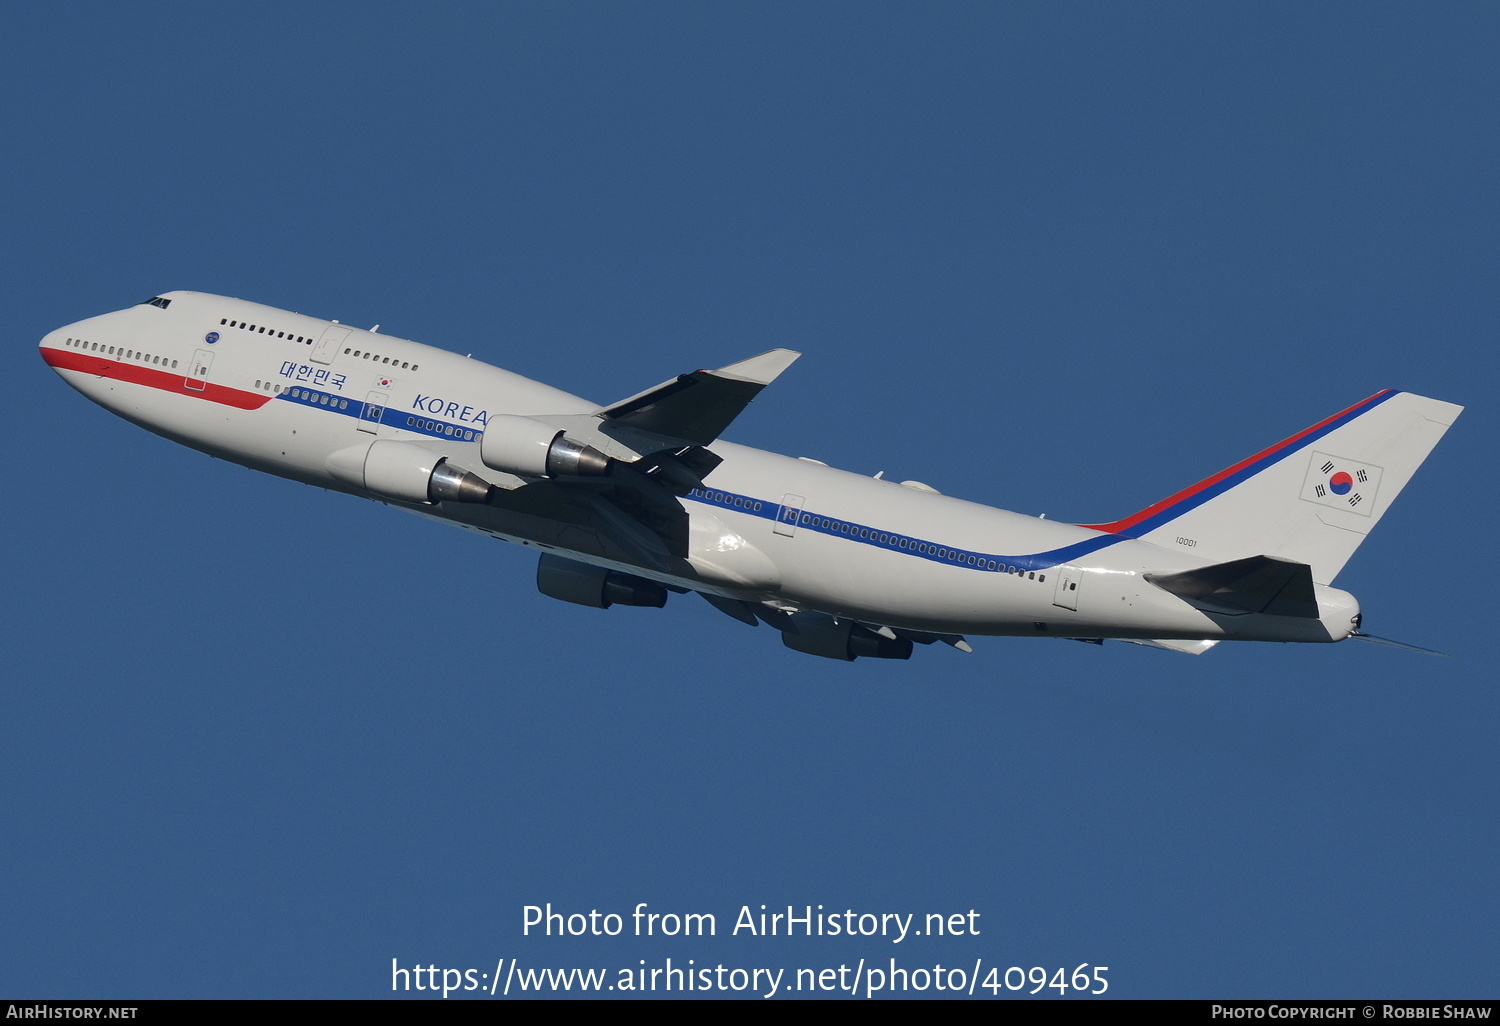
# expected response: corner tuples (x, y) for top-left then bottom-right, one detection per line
(1300, 451), (1383, 517)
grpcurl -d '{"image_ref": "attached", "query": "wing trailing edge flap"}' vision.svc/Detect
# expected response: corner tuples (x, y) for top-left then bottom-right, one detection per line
(697, 593), (797, 630)
(1145, 554), (1320, 619)
(694, 597), (973, 652)
(889, 627), (973, 652)
(1120, 638), (1221, 655)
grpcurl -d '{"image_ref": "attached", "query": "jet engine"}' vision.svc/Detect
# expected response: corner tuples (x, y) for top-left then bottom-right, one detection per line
(536, 554), (668, 609)
(326, 439), (492, 505)
(480, 415), (610, 479)
(781, 613), (913, 661)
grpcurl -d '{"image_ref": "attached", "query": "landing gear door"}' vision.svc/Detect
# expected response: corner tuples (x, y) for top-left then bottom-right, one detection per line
(359, 391), (388, 434)
(1052, 567), (1081, 611)
(774, 493), (806, 537)
(311, 325), (351, 366)
(185, 350), (213, 392)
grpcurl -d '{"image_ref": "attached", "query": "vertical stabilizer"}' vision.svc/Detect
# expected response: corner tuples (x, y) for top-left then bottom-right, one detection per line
(1084, 391), (1462, 583)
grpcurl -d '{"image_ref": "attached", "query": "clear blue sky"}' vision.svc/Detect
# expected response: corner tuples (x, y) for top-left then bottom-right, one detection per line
(3, 2), (1495, 999)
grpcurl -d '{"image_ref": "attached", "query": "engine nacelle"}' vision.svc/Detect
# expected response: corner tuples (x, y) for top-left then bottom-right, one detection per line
(326, 440), (492, 505)
(536, 554), (668, 609)
(480, 415), (610, 479)
(781, 613), (913, 661)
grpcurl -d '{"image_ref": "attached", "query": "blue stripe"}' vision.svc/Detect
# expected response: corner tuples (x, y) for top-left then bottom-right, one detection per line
(275, 384), (1396, 572)
(278, 387), (480, 441)
(270, 391), (1202, 574)
(685, 486), (1116, 573)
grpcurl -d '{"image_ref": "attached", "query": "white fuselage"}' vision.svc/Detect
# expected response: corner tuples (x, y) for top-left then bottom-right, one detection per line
(39, 291), (1358, 647)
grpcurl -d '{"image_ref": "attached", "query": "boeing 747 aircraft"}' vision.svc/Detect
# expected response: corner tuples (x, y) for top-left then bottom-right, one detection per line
(40, 292), (1462, 660)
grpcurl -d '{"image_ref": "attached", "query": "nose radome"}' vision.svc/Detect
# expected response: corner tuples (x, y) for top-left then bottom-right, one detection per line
(38, 326), (70, 371)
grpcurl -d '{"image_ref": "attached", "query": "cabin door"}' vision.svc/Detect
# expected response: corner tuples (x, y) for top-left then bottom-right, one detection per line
(1052, 567), (1081, 611)
(185, 350), (214, 391)
(359, 391), (388, 434)
(774, 494), (806, 537)
(311, 326), (351, 366)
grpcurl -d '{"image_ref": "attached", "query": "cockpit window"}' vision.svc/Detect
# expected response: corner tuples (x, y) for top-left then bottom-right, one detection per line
(142, 296), (172, 309)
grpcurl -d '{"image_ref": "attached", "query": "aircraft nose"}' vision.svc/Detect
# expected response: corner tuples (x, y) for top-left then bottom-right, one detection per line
(38, 321), (101, 391)
(38, 326), (69, 372)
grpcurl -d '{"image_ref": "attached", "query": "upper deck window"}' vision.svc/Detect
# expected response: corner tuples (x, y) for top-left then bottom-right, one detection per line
(142, 296), (172, 309)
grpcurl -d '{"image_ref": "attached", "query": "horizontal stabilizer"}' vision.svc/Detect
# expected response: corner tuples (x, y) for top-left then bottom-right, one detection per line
(1145, 555), (1319, 618)
(594, 349), (800, 446)
(1349, 632), (1448, 657)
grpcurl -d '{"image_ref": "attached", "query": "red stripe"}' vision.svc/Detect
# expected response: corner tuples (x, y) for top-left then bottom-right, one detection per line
(1080, 389), (1396, 534)
(40, 346), (273, 411)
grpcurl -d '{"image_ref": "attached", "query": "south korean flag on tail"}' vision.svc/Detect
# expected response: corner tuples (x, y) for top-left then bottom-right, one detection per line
(1300, 451), (1383, 517)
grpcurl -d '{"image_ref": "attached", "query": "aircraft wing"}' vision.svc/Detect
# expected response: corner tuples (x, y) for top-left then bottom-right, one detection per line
(495, 349), (800, 564)
(590, 349), (801, 447)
